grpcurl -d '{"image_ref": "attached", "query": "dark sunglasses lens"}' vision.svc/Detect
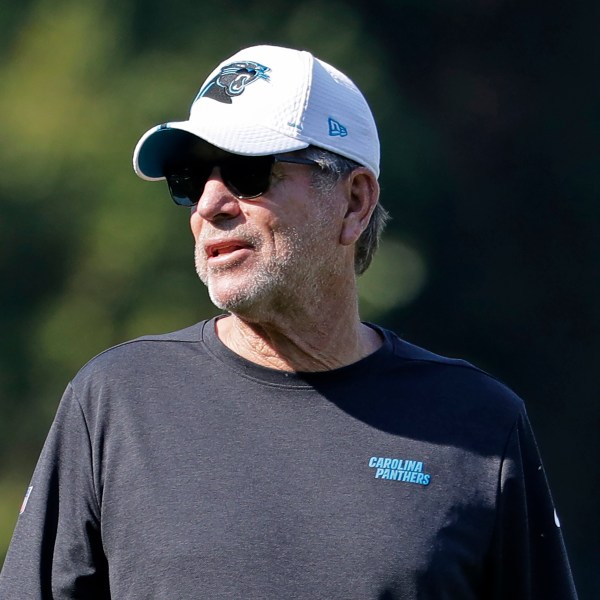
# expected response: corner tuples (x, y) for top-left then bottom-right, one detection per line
(165, 165), (210, 206)
(221, 156), (274, 199)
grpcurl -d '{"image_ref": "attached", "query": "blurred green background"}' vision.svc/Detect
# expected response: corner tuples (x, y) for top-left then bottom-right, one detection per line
(1, 0), (597, 596)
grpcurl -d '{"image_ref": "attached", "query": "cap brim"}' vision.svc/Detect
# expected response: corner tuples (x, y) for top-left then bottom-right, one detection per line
(133, 119), (309, 181)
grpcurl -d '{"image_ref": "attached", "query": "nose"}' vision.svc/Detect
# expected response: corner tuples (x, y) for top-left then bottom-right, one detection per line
(193, 167), (241, 222)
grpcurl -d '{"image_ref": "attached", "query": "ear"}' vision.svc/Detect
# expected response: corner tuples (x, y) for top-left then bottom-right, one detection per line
(339, 168), (380, 246)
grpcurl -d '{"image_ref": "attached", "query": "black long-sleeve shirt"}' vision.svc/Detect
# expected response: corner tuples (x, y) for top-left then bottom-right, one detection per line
(0, 319), (579, 598)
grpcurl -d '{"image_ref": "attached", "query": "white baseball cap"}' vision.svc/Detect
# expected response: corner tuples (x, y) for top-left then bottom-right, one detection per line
(133, 44), (380, 180)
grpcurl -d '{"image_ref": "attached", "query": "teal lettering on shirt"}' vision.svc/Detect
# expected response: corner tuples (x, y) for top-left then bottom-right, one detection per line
(368, 456), (431, 486)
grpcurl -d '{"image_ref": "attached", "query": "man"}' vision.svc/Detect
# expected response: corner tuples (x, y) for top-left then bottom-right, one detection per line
(0, 45), (578, 599)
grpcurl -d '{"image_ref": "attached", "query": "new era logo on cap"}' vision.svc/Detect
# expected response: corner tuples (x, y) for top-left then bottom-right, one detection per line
(328, 117), (348, 137)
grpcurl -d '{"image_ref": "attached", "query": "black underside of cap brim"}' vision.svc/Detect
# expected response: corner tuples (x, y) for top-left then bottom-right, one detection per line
(138, 128), (207, 179)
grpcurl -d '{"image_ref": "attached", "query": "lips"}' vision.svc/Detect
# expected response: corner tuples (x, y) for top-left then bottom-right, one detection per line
(204, 239), (253, 259)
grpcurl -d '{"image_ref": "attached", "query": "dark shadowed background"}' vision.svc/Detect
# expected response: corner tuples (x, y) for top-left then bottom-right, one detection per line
(1, 0), (597, 596)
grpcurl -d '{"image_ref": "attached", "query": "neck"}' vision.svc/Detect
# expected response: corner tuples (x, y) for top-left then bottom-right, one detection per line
(215, 295), (382, 372)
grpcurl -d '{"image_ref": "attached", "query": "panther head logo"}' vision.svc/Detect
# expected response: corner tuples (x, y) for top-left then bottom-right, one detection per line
(196, 61), (271, 104)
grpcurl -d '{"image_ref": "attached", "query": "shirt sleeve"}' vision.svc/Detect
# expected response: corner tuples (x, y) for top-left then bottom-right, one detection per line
(486, 408), (578, 599)
(0, 383), (110, 599)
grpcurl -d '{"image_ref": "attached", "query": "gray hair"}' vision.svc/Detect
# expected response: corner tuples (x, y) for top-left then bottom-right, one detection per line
(297, 146), (389, 276)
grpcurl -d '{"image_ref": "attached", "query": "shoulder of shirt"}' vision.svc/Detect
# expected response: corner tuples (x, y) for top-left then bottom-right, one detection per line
(70, 320), (208, 383)
(379, 325), (473, 367)
(375, 325), (526, 413)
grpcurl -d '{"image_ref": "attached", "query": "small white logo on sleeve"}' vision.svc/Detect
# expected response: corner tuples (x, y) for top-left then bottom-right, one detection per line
(554, 508), (561, 528)
(20, 486), (33, 515)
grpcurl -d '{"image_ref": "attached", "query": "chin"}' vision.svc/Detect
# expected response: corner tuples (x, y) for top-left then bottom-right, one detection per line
(207, 281), (270, 316)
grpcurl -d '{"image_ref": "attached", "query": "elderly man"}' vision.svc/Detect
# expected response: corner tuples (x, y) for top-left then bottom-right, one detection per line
(0, 45), (578, 599)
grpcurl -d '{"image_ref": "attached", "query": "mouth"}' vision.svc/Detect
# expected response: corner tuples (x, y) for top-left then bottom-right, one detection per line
(205, 239), (253, 260)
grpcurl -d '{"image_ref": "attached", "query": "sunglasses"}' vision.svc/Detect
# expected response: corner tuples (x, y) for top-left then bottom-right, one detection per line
(164, 154), (320, 206)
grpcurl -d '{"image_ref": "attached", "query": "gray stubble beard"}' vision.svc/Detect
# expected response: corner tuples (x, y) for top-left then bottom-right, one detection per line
(194, 226), (313, 317)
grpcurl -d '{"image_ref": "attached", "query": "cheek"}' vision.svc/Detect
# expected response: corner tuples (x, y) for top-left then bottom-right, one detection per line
(189, 211), (202, 240)
(266, 203), (311, 235)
